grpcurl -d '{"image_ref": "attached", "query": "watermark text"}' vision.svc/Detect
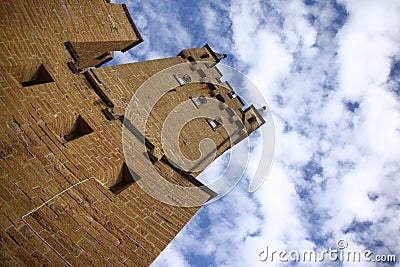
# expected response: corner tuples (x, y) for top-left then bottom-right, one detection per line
(258, 239), (397, 263)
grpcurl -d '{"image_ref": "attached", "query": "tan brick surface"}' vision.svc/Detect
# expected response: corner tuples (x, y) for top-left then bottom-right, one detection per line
(0, 0), (264, 266)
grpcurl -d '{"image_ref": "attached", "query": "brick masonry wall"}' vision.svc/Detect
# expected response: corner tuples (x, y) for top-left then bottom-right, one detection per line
(90, 57), (251, 176)
(0, 1), (212, 266)
(0, 0), (263, 266)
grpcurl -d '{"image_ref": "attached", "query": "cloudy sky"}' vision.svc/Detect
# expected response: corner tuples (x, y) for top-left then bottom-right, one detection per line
(111, 0), (400, 266)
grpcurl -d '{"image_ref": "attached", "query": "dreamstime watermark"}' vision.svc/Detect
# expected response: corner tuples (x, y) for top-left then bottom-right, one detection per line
(122, 61), (276, 207)
(258, 239), (397, 263)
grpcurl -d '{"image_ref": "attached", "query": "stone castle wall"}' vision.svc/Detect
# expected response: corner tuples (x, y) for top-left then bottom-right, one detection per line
(0, 1), (263, 266)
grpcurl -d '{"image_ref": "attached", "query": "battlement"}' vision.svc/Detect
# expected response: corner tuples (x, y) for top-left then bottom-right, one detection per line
(87, 51), (265, 181)
(0, 1), (264, 266)
(178, 44), (227, 63)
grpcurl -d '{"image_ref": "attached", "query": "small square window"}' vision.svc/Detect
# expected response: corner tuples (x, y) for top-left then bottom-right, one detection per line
(20, 64), (54, 87)
(64, 115), (93, 142)
(226, 108), (235, 117)
(207, 83), (217, 91)
(174, 73), (191, 86)
(207, 116), (222, 131)
(235, 120), (245, 129)
(228, 92), (238, 99)
(190, 95), (207, 108)
(215, 94), (225, 103)
(197, 69), (206, 78)
(248, 116), (257, 124)
(110, 163), (136, 194)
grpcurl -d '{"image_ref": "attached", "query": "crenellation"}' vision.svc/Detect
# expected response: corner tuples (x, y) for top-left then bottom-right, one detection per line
(0, 0), (265, 265)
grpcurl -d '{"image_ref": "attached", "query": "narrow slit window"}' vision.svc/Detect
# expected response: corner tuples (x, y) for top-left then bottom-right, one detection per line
(20, 64), (54, 87)
(64, 115), (93, 142)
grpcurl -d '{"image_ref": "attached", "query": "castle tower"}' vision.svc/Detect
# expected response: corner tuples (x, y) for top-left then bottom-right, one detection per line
(0, 1), (264, 266)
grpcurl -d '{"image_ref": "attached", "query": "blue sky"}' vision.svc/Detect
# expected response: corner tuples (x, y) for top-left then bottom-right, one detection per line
(110, 0), (400, 266)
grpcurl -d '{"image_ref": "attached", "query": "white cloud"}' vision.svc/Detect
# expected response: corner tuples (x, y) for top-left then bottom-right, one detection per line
(337, 0), (400, 98)
(200, 1), (233, 53)
(153, 243), (190, 267)
(312, 0), (400, 259)
(113, 0), (195, 62)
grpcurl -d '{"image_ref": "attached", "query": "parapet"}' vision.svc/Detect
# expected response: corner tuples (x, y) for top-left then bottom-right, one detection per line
(178, 44), (227, 63)
(0, 1), (266, 265)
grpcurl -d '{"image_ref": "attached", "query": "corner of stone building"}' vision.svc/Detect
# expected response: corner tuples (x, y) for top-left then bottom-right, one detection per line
(65, 2), (144, 73)
(177, 43), (226, 63)
(241, 105), (267, 134)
